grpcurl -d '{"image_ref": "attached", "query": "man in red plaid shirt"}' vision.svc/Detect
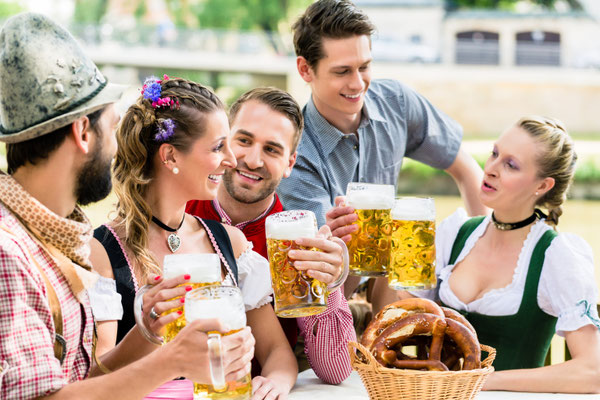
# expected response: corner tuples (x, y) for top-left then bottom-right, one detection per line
(0, 13), (253, 399)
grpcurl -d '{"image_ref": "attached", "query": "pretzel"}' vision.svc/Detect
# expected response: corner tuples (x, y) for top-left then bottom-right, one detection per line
(441, 306), (476, 335)
(371, 312), (481, 371)
(361, 298), (444, 350)
(362, 298), (482, 371)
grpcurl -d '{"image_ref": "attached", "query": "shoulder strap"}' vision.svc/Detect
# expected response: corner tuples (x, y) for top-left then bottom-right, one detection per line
(0, 224), (66, 364)
(201, 219), (239, 284)
(448, 216), (486, 265)
(520, 228), (558, 311)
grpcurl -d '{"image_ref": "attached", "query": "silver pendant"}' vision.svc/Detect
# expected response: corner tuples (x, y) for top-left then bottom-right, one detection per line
(167, 233), (181, 253)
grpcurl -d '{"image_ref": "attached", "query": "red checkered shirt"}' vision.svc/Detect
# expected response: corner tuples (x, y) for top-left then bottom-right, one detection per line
(0, 203), (94, 399)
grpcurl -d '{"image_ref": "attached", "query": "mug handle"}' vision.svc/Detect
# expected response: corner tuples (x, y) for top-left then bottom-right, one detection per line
(133, 284), (164, 345)
(326, 237), (350, 293)
(207, 333), (227, 392)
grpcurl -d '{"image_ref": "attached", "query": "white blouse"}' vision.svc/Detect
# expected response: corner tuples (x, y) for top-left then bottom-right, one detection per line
(223, 242), (273, 312)
(87, 275), (123, 322)
(413, 209), (599, 337)
(89, 241), (273, 320)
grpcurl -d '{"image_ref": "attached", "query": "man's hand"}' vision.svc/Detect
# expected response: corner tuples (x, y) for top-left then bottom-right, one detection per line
(325, 196), (358, 243)
(291, 225), (344, 286)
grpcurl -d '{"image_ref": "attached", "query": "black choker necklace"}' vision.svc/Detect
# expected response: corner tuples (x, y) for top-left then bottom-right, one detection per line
(152, 214), (185, 252)
(491, 209), (545, 231)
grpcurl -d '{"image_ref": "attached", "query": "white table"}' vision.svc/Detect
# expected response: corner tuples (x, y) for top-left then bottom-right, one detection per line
(289, 369), (600, 400)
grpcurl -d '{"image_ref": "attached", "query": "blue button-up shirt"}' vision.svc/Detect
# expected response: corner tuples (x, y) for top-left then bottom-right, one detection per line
(277, 79), (462, 226)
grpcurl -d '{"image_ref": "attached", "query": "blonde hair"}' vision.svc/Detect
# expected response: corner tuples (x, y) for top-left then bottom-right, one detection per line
(517, 116), (577, 226)
(112, 78), (224, 282)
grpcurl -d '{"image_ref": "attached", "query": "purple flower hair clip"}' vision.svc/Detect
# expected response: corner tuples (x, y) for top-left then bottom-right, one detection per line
(155, 119), (176, 142)
(141, 74), (180, 109)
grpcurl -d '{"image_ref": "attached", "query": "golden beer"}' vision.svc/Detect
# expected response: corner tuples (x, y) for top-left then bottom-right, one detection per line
(346, 183), (395, 276)
(267, 239), (327, 317)
(265, 210), (327, 318)
(388, 198), (437, 290)
(186, 286), (251, 400)
(162, 254), (221, 343)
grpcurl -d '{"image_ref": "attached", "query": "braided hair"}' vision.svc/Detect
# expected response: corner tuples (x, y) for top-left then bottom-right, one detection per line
(517, 116), (577, 227)
(112, 77), (224, 282)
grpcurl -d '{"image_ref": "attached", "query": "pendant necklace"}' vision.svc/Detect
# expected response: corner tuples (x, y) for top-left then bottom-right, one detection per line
(152, 214), (185, 252)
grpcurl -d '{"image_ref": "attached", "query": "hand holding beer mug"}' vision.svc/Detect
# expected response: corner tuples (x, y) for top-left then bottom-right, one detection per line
(346, 183), (395, 276)
(133, 253), (221, 344)
(266, 210), (332, 318)
(186, 286), (252, 400)
(389, 197), (437, 290)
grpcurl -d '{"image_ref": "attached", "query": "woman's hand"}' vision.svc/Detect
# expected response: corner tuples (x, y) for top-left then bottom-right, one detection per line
(291, 225), (344, 286)
(141, 273), (192, 337)
(325, 196), (358, 243)
(251, 376), (290, 400)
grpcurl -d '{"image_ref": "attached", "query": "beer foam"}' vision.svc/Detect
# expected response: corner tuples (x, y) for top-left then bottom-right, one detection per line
(163, 253), (221, 283)
(391, 197), (435, 221)
(185, 297), (246, 331)
(265, 210), (317, 240)
(346, 183), (395, 209)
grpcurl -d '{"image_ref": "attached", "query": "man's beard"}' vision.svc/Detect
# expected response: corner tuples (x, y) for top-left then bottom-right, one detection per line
(222, 163), (280, 205)
(74, 145), (113, 206)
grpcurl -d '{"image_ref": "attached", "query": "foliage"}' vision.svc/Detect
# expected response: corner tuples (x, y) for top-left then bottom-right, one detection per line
(74, 0), (108, 24)
(448, 0), (582, 10)
(400, 154), (600, 191)
(0, 0), (23, 18)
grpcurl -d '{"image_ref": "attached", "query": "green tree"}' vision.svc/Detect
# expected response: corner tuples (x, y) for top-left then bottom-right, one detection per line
(169, 0), (311, 53)
(0, 0), (24, 18)
(450, 0), (582, 9)
(74, 0), (109, 24)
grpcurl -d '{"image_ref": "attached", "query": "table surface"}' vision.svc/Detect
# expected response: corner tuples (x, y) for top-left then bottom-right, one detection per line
(288, 369), (600, 400)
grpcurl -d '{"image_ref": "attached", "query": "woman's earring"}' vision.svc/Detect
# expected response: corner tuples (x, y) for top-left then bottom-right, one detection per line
(173, 167), (180, 175)
(535, 191), (539, 196)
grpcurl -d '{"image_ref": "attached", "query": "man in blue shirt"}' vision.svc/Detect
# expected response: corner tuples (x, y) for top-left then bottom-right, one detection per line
(277, 0), (488, 313)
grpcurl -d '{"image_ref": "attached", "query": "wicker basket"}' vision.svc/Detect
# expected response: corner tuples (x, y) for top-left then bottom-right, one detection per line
(349, 342), (496, 400)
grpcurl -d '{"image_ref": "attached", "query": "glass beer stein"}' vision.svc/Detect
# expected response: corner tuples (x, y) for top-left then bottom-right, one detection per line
(388, 197), (437, 290)
(265, 210), (328, 318)
(161, 253), (222, 342)
(185, 285), (251, 400)
(346, 183), (395, 276)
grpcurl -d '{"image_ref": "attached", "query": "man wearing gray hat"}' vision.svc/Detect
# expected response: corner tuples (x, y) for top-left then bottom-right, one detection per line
(0, 13), (253, 399)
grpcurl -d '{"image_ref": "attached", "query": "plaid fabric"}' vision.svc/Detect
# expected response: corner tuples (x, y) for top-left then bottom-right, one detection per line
(0, 203), (94, 399)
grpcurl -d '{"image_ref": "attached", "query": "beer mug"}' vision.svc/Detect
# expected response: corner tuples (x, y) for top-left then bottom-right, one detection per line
(389, 197), (437, 290)
(265, 210), (328, 318)
(132, 253), (221, 345)
(346, 183), (395, 276)
(185, 285), (251, 400)
(162, 253), (222, 342)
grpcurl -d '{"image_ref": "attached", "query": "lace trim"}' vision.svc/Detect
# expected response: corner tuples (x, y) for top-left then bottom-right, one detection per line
(472, 219), (548, 303)
(197, 219), (238, 287)
(103, 224), (138, 292)
(250, 295), (273, 311)
(442, 217), (548, 309)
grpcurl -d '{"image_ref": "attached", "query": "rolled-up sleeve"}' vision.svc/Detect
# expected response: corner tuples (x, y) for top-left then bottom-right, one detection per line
(401, 81), (463, 170)
(297, 288), (356, 384)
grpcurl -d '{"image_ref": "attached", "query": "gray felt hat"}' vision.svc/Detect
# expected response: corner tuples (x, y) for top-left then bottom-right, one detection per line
(0, 12), (125, 143)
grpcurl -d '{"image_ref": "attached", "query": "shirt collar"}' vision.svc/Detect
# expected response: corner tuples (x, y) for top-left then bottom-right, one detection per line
(304, 94), (386, 157)
(212, 195), (277, 230)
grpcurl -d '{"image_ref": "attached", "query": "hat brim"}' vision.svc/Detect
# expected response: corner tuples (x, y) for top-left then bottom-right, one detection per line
(0, 82), (127, 144)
